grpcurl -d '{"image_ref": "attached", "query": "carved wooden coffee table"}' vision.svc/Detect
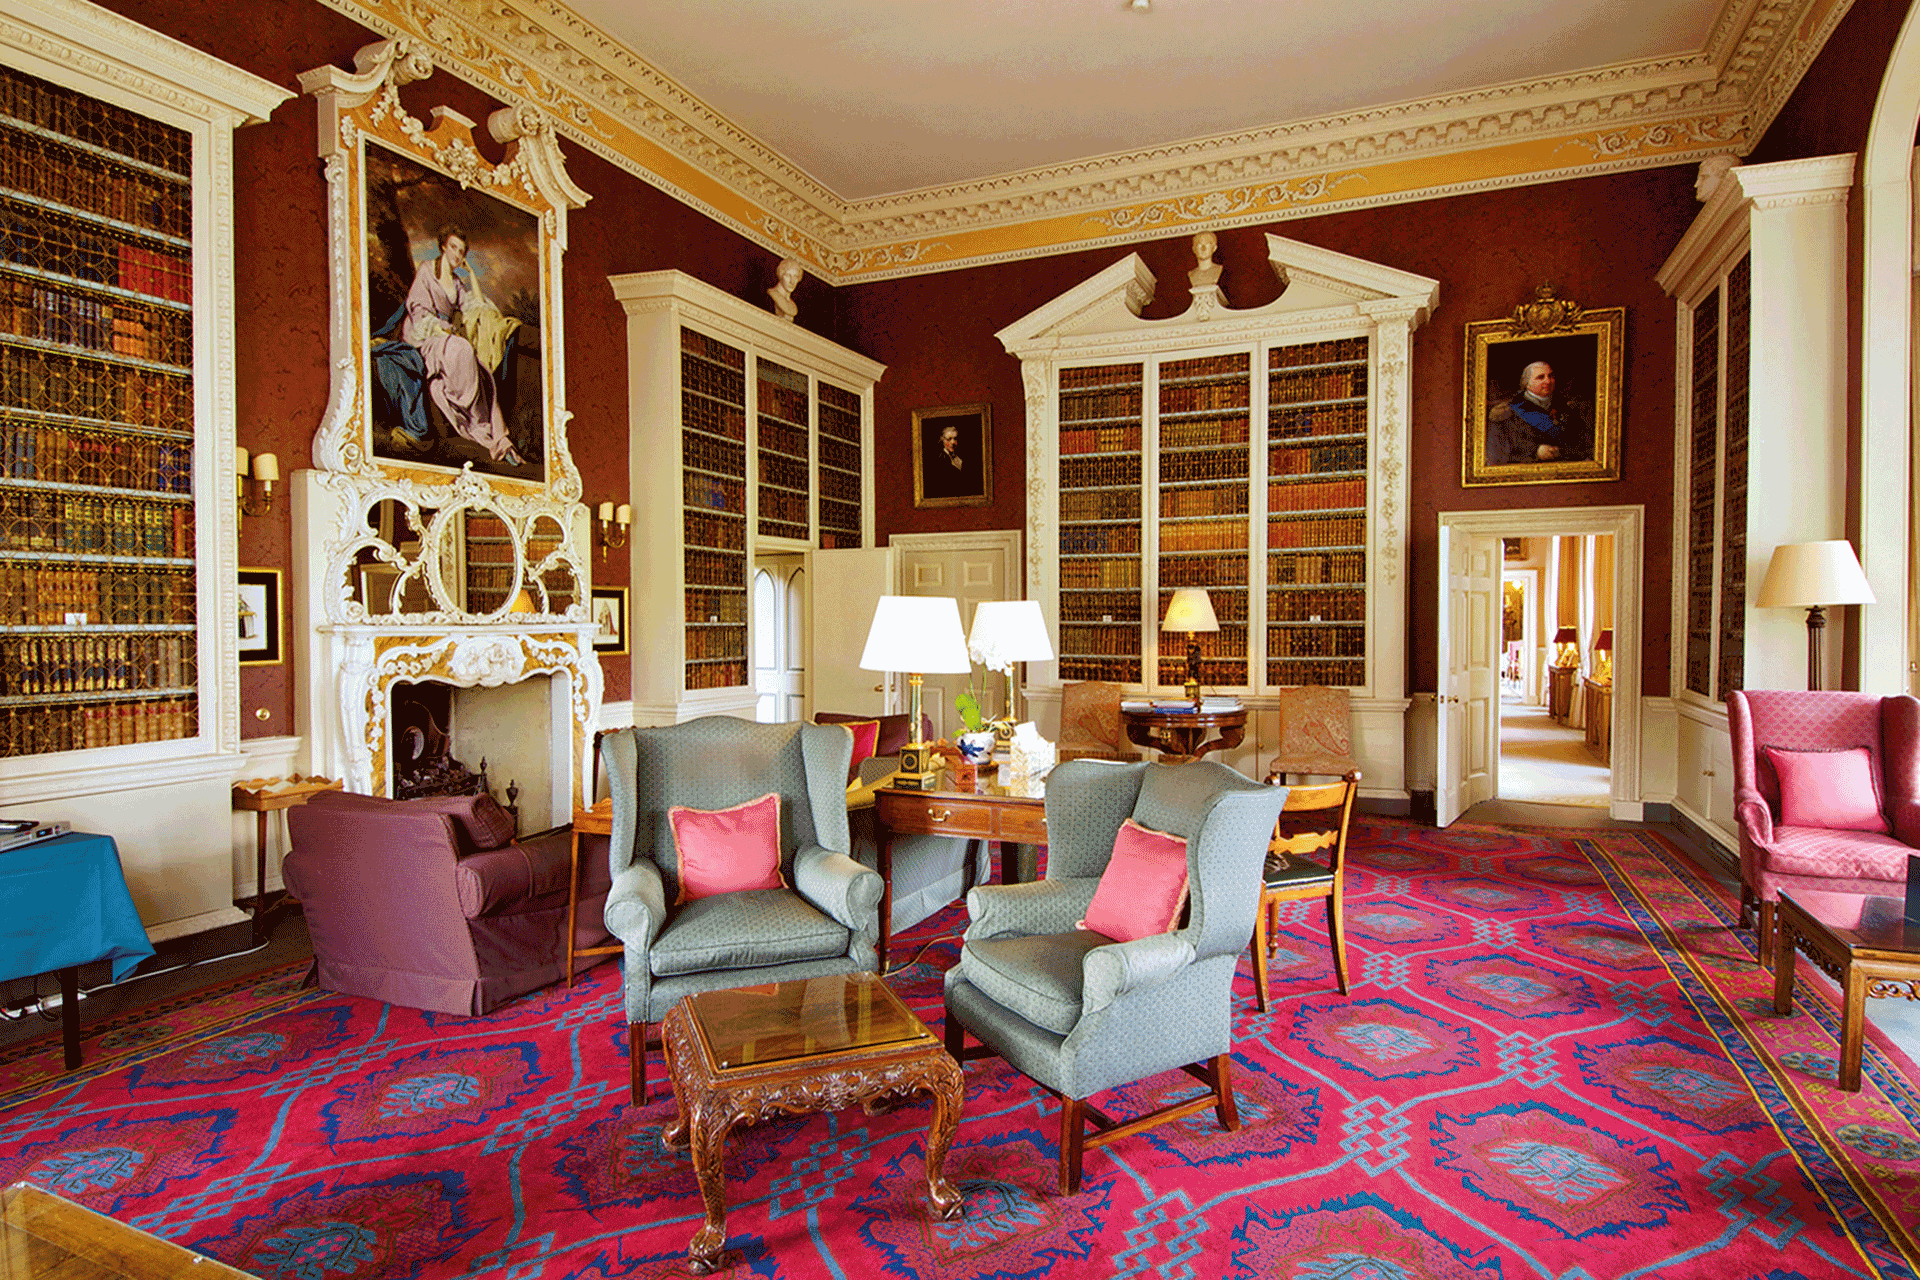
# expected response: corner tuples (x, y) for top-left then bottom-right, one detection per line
(660, 971), (965, 1272)
(1773, 887), (1920, 1092)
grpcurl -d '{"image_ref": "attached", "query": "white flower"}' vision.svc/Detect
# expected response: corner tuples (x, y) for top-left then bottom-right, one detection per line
(968, 637), (1013, 677)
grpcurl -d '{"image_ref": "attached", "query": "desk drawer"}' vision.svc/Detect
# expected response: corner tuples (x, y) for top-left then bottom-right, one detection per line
(880, 795), (1047, 843)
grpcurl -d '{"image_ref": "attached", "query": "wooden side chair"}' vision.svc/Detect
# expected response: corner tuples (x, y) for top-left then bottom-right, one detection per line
(1266, 685), (1356, 782)
(1249, 769), (1359, 1011)
(1057, 680), (1141, 762)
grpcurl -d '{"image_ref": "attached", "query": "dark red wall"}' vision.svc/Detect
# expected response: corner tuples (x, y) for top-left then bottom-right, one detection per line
(89, 0), (814, 728)
(1748, 0), (1915, 166)
(842, 168), (1699, 696)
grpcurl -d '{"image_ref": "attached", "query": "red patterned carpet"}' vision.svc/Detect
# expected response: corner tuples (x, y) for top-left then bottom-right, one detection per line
(2, 817), (1917, 1278)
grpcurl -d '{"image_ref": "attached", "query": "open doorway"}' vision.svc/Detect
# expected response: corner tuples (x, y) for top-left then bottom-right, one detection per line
(753, 555), (807, 723)
(1498, 534), (1610, 809)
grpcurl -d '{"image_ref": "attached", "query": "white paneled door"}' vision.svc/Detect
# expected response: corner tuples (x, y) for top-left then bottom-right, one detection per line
(1437, 525), (1500, 826)
(891, 532), (1021, 740)
(807, 546), (896, 718)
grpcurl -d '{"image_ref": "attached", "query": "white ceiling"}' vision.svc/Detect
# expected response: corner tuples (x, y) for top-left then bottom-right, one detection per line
(565, 0), (1724, 200)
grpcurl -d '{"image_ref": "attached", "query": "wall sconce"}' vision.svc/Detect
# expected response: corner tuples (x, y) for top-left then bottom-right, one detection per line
(596, 501), (631, 559)
(236, 446), (278, 518)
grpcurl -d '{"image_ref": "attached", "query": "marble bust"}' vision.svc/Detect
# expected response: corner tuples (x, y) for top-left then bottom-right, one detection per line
(1188, 231), (1222, 291)
(768, 256), (803, 322)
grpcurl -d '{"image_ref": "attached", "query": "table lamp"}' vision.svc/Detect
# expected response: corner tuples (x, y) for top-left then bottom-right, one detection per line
(859, 595), (973, 790)
(1592, 628), (1613, 684)
(1161, 587), (1218, 706)
(1756, 539), (1876, 691)
(1552, 626), (1579, 668)
(967, 599), (1056, 744)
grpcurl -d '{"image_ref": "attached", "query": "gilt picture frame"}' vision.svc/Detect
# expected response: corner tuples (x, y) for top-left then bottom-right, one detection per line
(912, 403), (992, 509)
(1463, 291), (1623, 488)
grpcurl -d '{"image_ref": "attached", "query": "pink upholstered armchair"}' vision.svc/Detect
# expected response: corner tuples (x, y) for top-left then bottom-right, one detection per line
(1728, 689), (1920, 965)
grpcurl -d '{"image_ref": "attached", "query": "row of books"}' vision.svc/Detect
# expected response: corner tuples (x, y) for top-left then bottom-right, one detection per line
(1057, 589), (1140, 622)
(1058, 424), (1141, 456)
(683, 394), (746, 442)
(1268, 659), (1362, 687)
(1059, 623), (1141, 657)
(1059, 364), (1142, 391)
(685, 627), (746, 660)
(1271, 338), (1368, 370)
(1058, 387), (1142, 423)
(1059, 455), (1143, 490)
(1269, 366), (1367, 405)
(1159, 450), (1248, 483)
(0, 695), (195, 757)
(0, 490), (193, 557)
(683, 588), (747, 625)
(1059, 524), (1141, 556)
(4, 352), (192, 429)
(817, 460), (860, 503)
(685, 659), (748, 690)
(1059, 489), (1141, 522)
(755, 383), (808, 426)
(1270, 588), (1365, 623)
(0, 278), (186, 363)
(818, 498), (860, 535)
(757, 421), (807, 462)
(1160, 381), (1249, 415)
(684, 510), (746, 552)
(1058, 656), (1143, 682)
(684, 548), (745, 589)
(1269, 625), (1366, 658)
(1, 67), (191, 177)
(1164, 355), (1249, 382)
(1270, 441), (1366, 476)
(817, 397), (860, 442)
(680, 329), (745, 371)
(683, 472), (746, 516)
(1059, 558), (1142, 589)
(1161, 588), (1249, 624)
(0, 632), (191, 695)
(2, 217), (189, 303)
(759, 452), (807, 492)
(1160, 556), (1248, 587)
(0, 563), (193, 626)
(816, 432), (859, 473)
(1157, 520), (1249, 554)
(2, 422), (192, 490)
(757, 486), (807, 527)
(818, 532), (862, 550)
(1271, 402), (1367, 440)
(1268, 478), (1365, 513)
(1267, 514), (1365, 549)
(1155, 659), (1249, 686)
(5, 136), (187, 237)
(1270, 549), (1366, 585)
(1159, 487), (1249, 519)
(682, 430), (746, 477)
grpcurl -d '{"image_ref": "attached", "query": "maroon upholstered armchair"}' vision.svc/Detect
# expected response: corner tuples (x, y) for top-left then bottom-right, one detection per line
(285, 789), (614, 1015)
(1728, 689), (1920, 966)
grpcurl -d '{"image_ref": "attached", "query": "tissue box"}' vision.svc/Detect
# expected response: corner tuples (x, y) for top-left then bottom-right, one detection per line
(1006, 723), (1056, 798)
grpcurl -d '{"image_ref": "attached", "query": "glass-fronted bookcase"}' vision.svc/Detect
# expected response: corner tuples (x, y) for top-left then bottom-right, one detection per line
(610, 270), (883, 721)
(1000, 236), (1437, 801)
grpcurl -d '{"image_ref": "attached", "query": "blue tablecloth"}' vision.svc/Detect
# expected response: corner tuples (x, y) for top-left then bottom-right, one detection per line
(0, 832), (155, 984)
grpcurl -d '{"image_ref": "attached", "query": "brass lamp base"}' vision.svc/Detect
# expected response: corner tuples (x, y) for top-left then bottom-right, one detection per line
(893, 740), (942, 790)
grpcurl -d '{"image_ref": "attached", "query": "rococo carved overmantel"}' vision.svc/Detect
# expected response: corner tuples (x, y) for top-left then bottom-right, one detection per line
(292, 37), (601, 802)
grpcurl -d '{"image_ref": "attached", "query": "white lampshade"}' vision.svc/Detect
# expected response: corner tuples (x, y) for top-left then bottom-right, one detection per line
(1161, 587), (1219, 633)
(968, 600), (1055, 663)
(1756, 540), (1876, 608)
(858, 595), (973, 674)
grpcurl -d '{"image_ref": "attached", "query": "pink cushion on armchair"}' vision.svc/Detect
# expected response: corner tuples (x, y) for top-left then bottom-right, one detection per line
(669, 792), (786, 903)
(1764, 746), (1888, 833)
(1080, 819), (1190, 942)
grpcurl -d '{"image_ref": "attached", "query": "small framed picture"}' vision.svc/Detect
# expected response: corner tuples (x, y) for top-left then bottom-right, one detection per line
(591, 585), (628, 655)
(912, 403), (992, 509)
(238, 568), (283, 666)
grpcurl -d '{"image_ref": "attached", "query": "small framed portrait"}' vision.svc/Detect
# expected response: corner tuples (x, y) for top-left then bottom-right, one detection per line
(1463, 293), (1623, 488)
(912, 403), (992, 509)
(237, 568), (283, 666)
(591, 586), (629, 655)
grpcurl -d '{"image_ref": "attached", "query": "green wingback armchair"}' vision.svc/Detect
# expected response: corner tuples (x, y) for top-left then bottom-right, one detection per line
(601, 716), (884, 1102)
(942, 758), (1287, 1193)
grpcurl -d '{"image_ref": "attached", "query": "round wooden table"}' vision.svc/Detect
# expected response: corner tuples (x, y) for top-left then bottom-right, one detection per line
(1120, 705), (1248, 763)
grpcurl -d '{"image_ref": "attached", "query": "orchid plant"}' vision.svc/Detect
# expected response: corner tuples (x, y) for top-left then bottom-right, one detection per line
(956, 632), (1017, 736)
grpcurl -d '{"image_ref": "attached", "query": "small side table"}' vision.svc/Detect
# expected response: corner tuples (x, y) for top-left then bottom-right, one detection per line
(1119, 705), (1248, 763)
(568, 798), (622, 987)
(232, 775), (341, 943)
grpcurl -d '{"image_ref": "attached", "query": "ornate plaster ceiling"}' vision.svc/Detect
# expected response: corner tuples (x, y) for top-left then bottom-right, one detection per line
(320, 0), (1850, 280)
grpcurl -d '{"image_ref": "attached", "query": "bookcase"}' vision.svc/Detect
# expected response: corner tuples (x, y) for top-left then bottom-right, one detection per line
(999, 237), (1435, 803)
(611, 270), (884, 722)
(1656, 153), (1854, 849)
(0, 59), (202, 758)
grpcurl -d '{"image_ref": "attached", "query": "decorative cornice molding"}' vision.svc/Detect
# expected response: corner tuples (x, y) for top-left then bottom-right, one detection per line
(316, 0), (1850, 283)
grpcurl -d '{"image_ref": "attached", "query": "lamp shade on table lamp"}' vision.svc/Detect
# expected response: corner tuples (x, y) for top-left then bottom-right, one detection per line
(1756, 540), (1875, 691)
(1160, 588), (1219, 703)
(1552, 625), (1578, 667)
(967, 600), (1055, 729)
(859, 595), (971, 788)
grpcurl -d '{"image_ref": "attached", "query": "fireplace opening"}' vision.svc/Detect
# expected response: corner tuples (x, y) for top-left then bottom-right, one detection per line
(390, 682), (517, 823)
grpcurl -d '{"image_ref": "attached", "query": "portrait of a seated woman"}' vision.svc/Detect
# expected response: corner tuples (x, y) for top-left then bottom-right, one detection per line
(363, 149), (545, 480)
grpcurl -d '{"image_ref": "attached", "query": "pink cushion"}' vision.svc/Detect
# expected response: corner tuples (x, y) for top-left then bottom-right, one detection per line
(668, 793), (786, 903)
(1080, 819), (1190, 942)
(1764, 746), (1888, 834)
(841, 719), (881, 781)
